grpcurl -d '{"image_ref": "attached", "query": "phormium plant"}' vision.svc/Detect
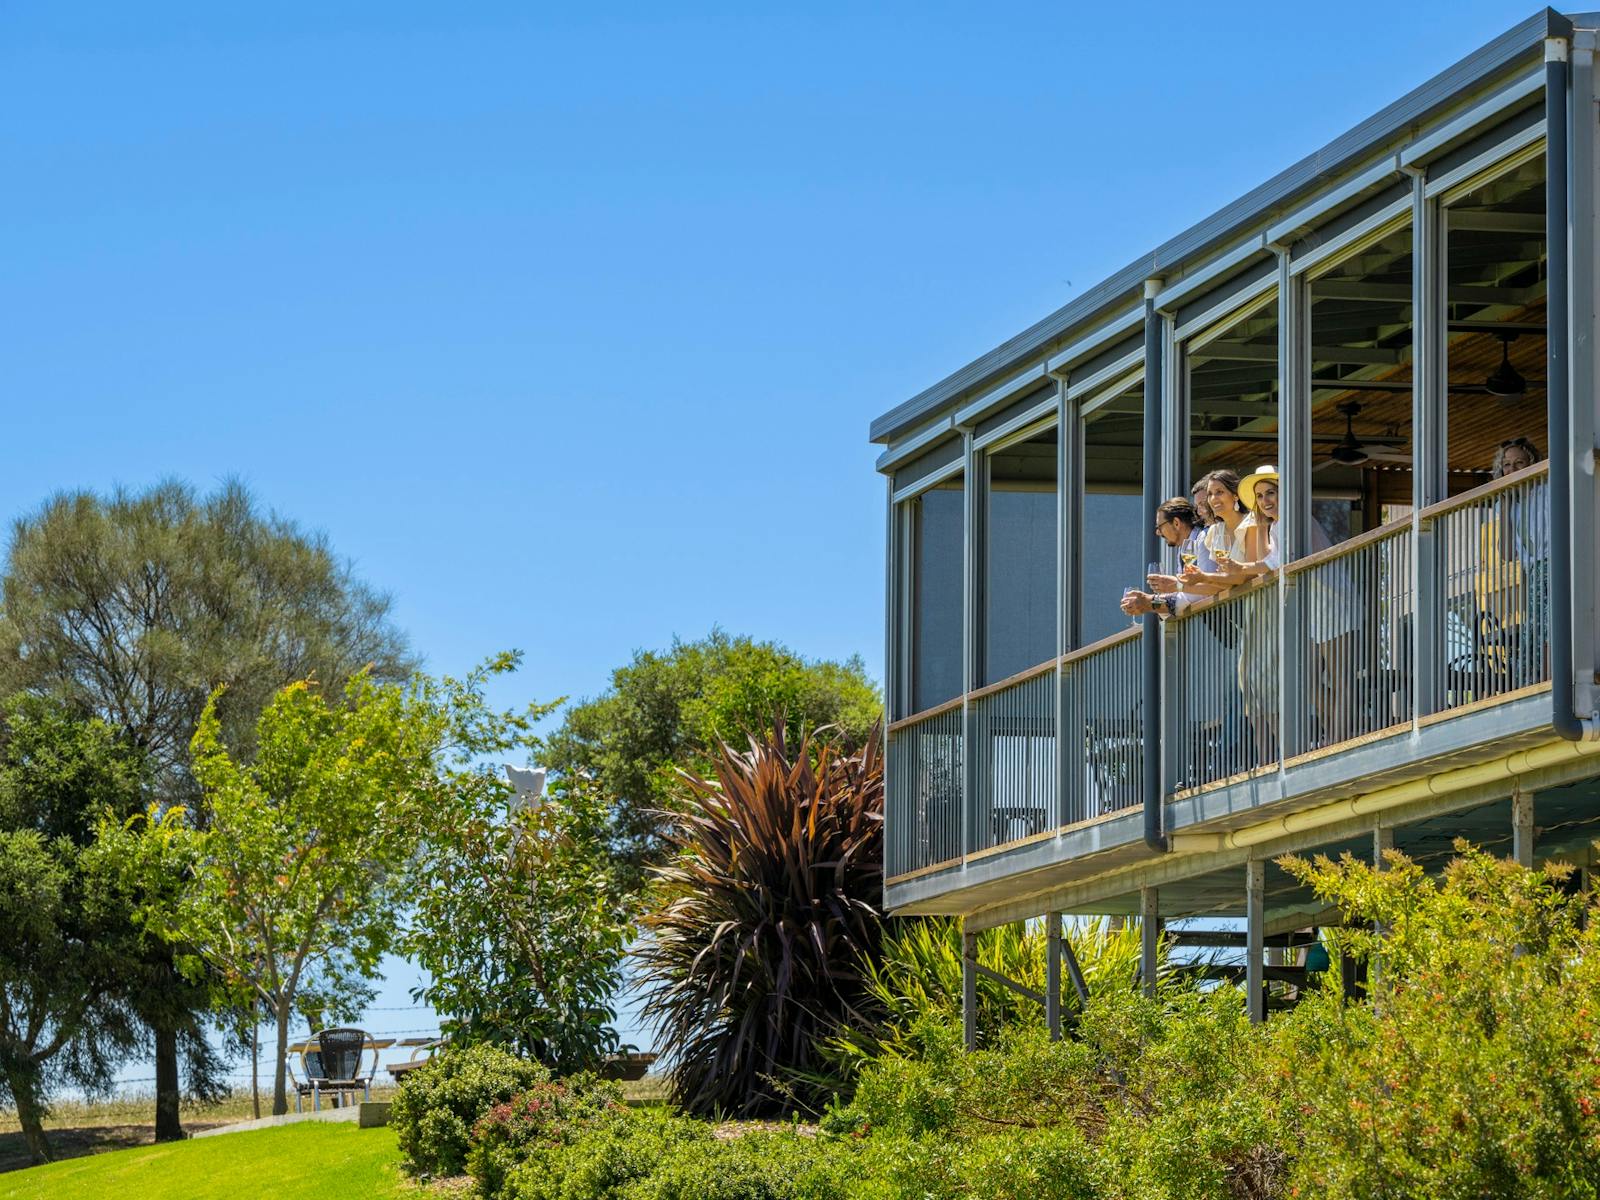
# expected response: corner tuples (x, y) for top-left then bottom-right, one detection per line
(636, 719), (885, 1116)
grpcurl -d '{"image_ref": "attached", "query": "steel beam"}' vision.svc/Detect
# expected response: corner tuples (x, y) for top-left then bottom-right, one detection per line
(1246, 860), (1267, 1023)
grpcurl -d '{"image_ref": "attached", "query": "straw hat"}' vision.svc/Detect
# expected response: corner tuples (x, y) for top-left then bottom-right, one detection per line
(1239, 464), (1280, 511)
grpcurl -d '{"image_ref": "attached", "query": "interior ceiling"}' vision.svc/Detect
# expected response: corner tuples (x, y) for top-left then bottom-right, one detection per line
(1175, 156), (1548, 496)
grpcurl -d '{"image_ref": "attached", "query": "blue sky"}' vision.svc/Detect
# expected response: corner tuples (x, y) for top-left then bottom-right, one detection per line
(0, 1), (1538, 1081)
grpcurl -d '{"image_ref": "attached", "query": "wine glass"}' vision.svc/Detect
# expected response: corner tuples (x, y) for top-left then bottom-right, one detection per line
(1123, 587), (1142, 626)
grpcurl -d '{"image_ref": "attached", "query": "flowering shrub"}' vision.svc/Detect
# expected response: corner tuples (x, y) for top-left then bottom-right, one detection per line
(389, 1042), (548, 1177)
(467, 1074), (623, 1199)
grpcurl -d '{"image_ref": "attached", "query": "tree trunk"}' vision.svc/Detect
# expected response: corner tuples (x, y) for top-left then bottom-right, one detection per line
(272, 999), (292, 1116)
(6, 1066), (53, 1165)
(153, 1022), (182, 1142)
(250, 1001), (261, 1120)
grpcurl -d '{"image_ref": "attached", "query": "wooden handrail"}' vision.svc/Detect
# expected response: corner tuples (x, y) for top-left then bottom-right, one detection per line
(1165, 567), (1277, 621)
(887, 692), (964, 733)
(889, 625), (1144, 733)
(1060, 624), (1141, 667)
(1416, 459), (1549, 521)
(1283, 514), (1411, 576)
(967, 657), (1057, 704)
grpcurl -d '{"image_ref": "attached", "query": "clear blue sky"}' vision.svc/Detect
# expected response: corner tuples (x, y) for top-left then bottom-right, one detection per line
(0, 1), (1536, 1081)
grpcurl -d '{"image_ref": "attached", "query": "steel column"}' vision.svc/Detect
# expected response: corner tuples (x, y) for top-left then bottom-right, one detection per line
(1277, 250), (1310, 756)
(961, 433), (980, 857)
(1046, 911), (1063, 1040)
(1140, 887), (1161, 999)
(1411, 168), (1447, 717)
(1246, 860), (1266, 1023)
(1572, 27), (1600, 718)
(962, 927), (978, 1051)
(1057, 381), (1080, 826)
(1513, 788), (1536, 869)
(1142, 278), (1167, 852)
(1373, 824), (1395, 867)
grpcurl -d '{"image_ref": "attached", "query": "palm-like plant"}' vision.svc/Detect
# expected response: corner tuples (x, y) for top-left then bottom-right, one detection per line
(828, 914), (1148, 1069)
(636, 721), (884, 1116)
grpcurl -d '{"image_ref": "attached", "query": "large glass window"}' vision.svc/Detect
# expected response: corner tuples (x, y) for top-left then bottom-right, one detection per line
(984, 425), (1057, 683)
(910, 477), (964, 714)
(1309, 223), (1414, 534)
(1188, 296), (1279, 499)
(1080, 381), (1145, 647)
(1444, 153), (1546, 489)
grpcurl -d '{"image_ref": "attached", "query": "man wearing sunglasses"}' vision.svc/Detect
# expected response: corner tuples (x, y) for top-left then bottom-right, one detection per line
(1121, 497), (1215, 619)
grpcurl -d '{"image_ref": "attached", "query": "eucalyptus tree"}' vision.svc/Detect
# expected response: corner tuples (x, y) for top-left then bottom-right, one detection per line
(0, 479), (413, 1140)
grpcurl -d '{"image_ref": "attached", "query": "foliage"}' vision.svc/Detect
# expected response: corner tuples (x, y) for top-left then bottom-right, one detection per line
(829, 914), (1145, 1068)
(0, 697), (148, 1164)
(0, 478), (414, 1139)
(403, 769), (629, 1075)
(626, 1130), (860, 1200)
(1276, 842), (1600, 1198)
(637, 721), (885, 1116)
(388, 1041), (550, 1178)
(503, 1107), (714, 1200)
(541, 630), (880, 889)
(98, 663), (519, 1116)
(467, 1074), (624, 1199)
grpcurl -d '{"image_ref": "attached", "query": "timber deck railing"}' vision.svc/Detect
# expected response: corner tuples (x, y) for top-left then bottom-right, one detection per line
(885, 462), (1552, 884)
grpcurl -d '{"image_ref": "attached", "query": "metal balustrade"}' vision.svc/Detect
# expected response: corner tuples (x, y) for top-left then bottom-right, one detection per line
(1170, 579), (1280, 790)
(1427, 464), (1551, 713)
(1064, 629), (1144, 824)
(885, 465), (1557, 882)
(970, 665), (1056, 854)
(1283, 521), (1415, 758)
(884, 700), (963, 877)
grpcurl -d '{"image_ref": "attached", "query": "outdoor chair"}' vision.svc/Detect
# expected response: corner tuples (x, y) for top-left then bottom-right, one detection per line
(293, 1026), (377, 1112)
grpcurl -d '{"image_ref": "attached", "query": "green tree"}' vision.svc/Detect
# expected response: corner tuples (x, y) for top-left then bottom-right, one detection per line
(542, 630), (880, 890)
(0, 696), (146, 1163)
(403, 772), (629, 1074)
(101, 671), (454, 1116)
(0, 479), (413, 1139)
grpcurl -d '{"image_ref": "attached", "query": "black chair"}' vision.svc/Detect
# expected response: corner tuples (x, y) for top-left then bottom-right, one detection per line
(294, 1027), (375, 1111)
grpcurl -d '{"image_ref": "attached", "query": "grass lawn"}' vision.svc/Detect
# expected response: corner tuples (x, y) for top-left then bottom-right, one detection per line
(0, 1122), (423, 1200)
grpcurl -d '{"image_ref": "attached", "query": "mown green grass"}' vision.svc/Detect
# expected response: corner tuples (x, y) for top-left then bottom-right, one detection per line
(0, 1121), (422, 1200)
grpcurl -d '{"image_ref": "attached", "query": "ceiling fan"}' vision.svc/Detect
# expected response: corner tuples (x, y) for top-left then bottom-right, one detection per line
(1315, 401), (1412, 471)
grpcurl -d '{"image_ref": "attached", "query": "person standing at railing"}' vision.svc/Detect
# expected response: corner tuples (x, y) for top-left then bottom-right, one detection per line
(1182, 465), (1358, 750)
(1479, 437), (1549, 689)
(1191, 477), (1215, 530)
(1121, 497), (1215, 619)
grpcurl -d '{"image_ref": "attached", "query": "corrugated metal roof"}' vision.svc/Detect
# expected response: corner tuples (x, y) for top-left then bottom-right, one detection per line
(868, 8), (1577, 447)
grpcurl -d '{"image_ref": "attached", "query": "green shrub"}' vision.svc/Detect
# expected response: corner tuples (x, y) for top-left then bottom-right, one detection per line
(627, 1130), (861, 1200)
(505, 1107), (714, 1200)
(389, 1042), (548, 1177)
(846, 1128), (1096, 1200)
(468, 1073), (623, 1199)
(847, 1016), (1101, 1139)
